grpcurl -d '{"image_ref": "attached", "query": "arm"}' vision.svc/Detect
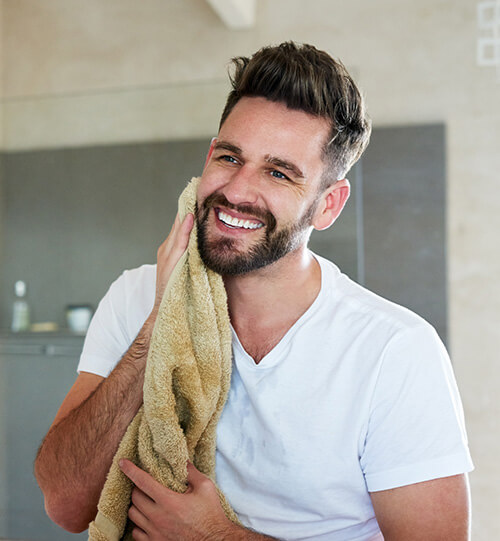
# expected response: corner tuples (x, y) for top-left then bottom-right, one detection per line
(34, 320), (154, 532)
(34, 212), (194, 533)
(361, 324), (473, 539)
(370, 474), (471, 541)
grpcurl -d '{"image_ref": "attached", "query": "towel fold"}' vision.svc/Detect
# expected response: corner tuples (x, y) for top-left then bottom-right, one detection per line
(88, 177), (238, 541)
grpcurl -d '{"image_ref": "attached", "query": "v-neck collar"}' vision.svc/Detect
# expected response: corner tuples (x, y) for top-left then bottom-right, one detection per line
(230, 253), (331, 369)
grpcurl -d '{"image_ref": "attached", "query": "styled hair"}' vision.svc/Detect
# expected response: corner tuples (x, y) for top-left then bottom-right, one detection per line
(219, 41), (372, 187)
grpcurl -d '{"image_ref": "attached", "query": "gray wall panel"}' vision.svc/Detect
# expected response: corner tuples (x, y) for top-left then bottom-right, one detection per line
(362, 124), (447, 342)
(0, 128), (446, 340)
(0, 153), (6, 534)
(0, 140), (209, 328)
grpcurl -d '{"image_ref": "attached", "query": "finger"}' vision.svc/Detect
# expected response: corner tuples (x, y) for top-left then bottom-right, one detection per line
(160, 213), (181, 252)
(174, 212), (194, 245)
(173, 212), (181, 228)
(177, 213), (194, 250)
(186, 461), (211, 489)
(128, 502), (150, 532)
(169, 213), (182, 242)
(131, 486), (155, 515)
(119, 459), (167, 501)
(182, 212), (194, 233)
(154, 212), (195, 312)
(163, 213), (194, 267)
(131, 525), (148, 541)
(160, 213), (193, 259)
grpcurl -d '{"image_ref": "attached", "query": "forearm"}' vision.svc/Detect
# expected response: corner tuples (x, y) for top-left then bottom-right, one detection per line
(35, 314), (155, 531)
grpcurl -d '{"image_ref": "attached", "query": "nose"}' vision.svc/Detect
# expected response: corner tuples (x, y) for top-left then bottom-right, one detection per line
(221, 165), (260, 207)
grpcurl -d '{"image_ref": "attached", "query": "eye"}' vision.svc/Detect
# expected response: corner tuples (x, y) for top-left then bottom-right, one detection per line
(270, 169), (290, 180)
(219, 154), (239, 164)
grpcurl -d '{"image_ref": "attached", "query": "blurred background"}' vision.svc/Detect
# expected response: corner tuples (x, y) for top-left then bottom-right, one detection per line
(0, 0), (498, 539)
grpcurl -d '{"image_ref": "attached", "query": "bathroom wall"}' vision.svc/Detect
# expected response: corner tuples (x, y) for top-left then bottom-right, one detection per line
(0, 2), (6, 529)
(0, 140), (208, 328)
(1, 0), (498, 537)
(362, 124), (447, 341)
(0, 0), (3, 151)
(0, 125), (446, 339)
(0, 336), (6, 534)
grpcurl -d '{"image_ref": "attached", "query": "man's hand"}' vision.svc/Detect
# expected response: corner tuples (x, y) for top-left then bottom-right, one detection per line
(119, 459), (233, 540)
(153, 212), (194, 315)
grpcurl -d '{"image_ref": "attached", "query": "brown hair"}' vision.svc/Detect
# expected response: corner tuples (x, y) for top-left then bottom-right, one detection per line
(219, 41), (371, 187)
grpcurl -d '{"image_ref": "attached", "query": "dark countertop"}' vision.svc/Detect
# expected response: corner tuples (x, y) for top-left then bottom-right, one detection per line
(0, 330), (85, 356)
(0, 329), (86, 339)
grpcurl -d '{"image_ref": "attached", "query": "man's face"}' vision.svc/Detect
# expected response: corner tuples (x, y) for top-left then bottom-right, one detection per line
(196, 97), (331, 276)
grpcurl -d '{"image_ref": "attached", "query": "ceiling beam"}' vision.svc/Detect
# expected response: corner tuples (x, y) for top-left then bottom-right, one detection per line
(205, 0), (256, 29)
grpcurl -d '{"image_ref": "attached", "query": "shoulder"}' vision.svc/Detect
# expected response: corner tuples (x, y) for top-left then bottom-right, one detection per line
(315, 254), (451, 395)
(102, 263), (155, 311)
(315, 253), (434, 341)
(105, 263), (157, 336)
(78, 264), (156, 377)
(110, 263), (157, 296)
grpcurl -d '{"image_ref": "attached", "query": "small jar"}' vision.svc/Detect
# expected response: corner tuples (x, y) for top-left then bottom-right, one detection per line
(66, 304), (93, 333)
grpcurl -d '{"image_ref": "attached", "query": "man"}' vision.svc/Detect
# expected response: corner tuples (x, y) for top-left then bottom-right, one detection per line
(35, 42), (473, 540)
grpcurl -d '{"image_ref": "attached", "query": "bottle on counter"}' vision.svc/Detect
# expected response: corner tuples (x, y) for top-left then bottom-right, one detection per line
(11, 280), (31, 332)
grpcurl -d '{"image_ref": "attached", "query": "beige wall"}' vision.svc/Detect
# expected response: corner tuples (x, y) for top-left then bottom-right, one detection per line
(1, 0), (499, 538)
(0, 0), (4, 284)
(0, 0), (5, 526)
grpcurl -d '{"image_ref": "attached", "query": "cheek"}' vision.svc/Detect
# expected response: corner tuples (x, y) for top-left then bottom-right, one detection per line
(199, 164), (227, 189)
(197, 172), (218, 208)
(197, 166), (237, 210)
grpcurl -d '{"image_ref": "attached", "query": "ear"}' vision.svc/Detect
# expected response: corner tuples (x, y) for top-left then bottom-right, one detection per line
(312, 179), (351, 231)
(203, 137), (218, 171)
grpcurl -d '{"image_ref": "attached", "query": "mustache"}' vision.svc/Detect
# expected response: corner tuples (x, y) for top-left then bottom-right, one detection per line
(199, 192), (277, 231)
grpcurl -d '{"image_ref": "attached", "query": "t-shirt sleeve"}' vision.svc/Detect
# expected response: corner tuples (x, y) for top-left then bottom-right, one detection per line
(360, 322), (474, 492)
(77, 271), (139, 377)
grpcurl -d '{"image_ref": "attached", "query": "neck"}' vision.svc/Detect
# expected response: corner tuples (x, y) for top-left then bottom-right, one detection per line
(223, 246), (321, 331)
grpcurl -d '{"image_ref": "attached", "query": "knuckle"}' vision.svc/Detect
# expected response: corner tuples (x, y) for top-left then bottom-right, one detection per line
(131, 527), (145, 541)
(198, 477), (213, 491)
(131, 488), (140, 504)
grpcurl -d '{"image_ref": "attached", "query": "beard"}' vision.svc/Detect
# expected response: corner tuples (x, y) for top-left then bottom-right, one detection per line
(196, 192), (318, 276)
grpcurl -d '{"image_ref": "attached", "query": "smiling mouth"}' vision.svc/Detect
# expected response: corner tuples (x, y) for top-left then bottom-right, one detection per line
(216, 208), (264, 230)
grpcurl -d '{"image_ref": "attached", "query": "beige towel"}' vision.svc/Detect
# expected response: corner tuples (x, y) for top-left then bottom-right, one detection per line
(88, 177), (239, 540)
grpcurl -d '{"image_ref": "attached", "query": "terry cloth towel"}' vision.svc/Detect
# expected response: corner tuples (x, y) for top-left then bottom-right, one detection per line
(88, 177), (239, 540)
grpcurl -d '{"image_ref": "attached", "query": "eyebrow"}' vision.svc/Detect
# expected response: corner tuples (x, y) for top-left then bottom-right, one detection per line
(214, 141), (242, 155)
(265, 155), (305, 180)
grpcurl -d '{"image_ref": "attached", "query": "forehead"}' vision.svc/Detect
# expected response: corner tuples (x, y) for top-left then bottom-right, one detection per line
(218, 97), (331, 176)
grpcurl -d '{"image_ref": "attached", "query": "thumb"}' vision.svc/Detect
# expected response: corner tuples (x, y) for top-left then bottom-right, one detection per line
(186, 461), (208, 488)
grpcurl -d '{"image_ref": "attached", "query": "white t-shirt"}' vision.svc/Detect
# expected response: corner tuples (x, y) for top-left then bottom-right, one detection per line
(78, 254), (473, 541)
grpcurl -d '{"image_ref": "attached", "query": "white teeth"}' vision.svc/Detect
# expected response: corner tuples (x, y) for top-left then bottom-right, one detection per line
(218, 210), (263, 230)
